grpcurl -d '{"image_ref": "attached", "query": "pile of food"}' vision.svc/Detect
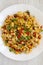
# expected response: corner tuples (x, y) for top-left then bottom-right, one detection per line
(1, 11), (43, 54)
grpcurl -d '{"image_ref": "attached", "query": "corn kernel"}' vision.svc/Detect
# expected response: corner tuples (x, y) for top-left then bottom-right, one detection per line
(11, 22), (14, 27)
(17, 27), (21, 30)
(23, 33), (27, 37)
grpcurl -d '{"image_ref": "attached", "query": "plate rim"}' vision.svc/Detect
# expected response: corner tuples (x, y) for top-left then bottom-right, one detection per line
(0, 4), (43, 61)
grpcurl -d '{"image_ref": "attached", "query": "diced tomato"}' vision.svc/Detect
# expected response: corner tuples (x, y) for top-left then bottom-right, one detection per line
(17, 34), (21, 39)
(38, 35), (41, 39)
(17, 28), (24, 39)
(33, 32), (36, 37)
(21, 27), (24, 30)
(2, 25), (6, 29)
(19, 41), (24, 44)
(19, 28), (24, 33)
(11, 32), (15, 36)
(26, 32), (30, 35)
(19, 30), (22, 34)
(19, 41), (22, 44)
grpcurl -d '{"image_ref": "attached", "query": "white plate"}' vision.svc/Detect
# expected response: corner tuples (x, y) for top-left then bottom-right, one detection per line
(0, 4), (43, 61)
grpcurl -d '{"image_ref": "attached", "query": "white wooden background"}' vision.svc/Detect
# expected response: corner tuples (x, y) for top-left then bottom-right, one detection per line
(0, 0), (43, 65)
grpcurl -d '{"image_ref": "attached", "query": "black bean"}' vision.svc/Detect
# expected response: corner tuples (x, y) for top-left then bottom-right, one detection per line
(14, 14), (18, 18)
(25, 10), (30, 16)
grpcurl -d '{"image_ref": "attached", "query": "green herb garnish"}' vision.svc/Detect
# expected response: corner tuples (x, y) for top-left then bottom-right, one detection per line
(11, 18), (17, 22)
(14, 25), (18, 29)
(25, 36), (31, 40)
(5, 39), (8, 45)
(19, 36), (31, 41)
(9, 48), (16, 53)
(20, 36), (25, 41)
(9, 48), (12, 52)
(5, 40), (8, 43)
(41, 30), (43, 32)
(7, 25), (11, 31)
(24, 28), (31, 32)
(23, 24), (31, 32)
